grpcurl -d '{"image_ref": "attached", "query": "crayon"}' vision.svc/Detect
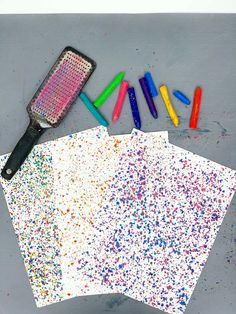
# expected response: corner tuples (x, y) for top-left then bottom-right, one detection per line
(139, 77), (158, 119)
(79, 92), (109, 127)
(160, 85), (179, 127)
(173, 90), (191, 105)
(94, 72), (125, 108)
(128, 87), (141, 129)
(190, 86), (202, 129)
(112, 81), (129, 123)
(144, 72), (158, 97)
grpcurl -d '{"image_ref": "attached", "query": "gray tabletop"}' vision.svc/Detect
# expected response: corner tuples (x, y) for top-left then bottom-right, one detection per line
(0, 14), (236, 314)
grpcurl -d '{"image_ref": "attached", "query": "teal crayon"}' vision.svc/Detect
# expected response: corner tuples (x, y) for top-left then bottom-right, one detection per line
(79, 92), (109, 127)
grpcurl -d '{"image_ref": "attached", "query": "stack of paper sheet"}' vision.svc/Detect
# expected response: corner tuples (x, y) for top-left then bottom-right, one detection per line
(0, 126), (235, 313)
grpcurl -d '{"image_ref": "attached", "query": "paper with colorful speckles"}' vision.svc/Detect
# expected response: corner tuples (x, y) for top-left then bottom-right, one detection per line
(0, 143), (63, 307)
(76, 134), (236, 314)
(0, 126), (109, 307)
(1, 127), (235, 313)
(139, 142), (236, 313)
(74, 131), (169, 297)
(52, 130), (128, 297)
(52, 130), (169, 297)
(0, 127), (167, 306)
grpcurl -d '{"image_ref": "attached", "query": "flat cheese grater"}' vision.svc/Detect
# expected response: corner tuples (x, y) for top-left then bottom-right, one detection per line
(1, 46), (96, 180)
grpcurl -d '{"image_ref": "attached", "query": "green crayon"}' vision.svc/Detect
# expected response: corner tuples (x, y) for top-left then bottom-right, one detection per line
(94, 72), (125, 108)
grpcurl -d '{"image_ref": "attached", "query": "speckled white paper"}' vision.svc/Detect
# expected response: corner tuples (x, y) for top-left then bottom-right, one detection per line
(75, 133), (236, 314)
(0, 126), (109, 307)
(52, 129), (168, 297)
(1, 128), (235, 314)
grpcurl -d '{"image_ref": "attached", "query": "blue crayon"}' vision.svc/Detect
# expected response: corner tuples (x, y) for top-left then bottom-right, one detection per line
(144, 72), (158, 97)
(128, 87), (141, 129)
(173, 90), (191, 105)
(79, 92), (109, 127)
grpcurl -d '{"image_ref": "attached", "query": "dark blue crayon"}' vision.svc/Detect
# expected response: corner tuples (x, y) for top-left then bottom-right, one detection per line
(128, 87), (141, 129)
(173, 90), (191, 105)
(144, 72), (158, 97)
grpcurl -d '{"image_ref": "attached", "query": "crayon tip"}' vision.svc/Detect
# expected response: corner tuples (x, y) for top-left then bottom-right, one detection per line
(135, 121), (141, 129)
(173, 117), (179, 127)
(152, 110), (158, 119)
(102, 120), (109, 127)
(112, 115), (118, 123)
(189, 121), (197, 129)
(117, 72), (125, 81)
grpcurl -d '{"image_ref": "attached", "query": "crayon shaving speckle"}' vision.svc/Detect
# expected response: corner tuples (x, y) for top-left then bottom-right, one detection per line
(213, 121), (229, 137)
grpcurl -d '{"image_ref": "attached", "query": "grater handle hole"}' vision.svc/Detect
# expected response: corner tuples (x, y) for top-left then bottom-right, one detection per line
(5, 169), (13, 175)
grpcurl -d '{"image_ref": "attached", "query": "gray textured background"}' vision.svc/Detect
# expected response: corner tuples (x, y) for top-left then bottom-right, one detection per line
(0, 14), (236, 314)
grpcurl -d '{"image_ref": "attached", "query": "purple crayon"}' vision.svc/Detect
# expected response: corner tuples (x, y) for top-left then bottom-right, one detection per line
(139, 77), (158, 119)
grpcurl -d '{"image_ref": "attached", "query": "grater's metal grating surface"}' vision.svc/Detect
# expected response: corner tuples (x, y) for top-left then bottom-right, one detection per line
(28, 47), (96, 127)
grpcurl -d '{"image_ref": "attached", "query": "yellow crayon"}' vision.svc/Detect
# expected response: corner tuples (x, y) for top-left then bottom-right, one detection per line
(159, 85), (179, 127)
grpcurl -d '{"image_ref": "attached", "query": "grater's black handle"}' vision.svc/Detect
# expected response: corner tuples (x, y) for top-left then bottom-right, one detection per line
(1, 121), (45, 180)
